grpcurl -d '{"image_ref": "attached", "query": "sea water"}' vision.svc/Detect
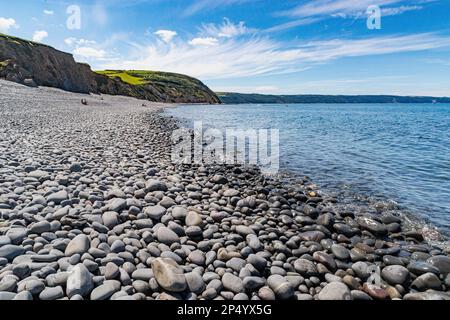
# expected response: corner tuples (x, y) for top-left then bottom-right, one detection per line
(165, 103), (450, 237)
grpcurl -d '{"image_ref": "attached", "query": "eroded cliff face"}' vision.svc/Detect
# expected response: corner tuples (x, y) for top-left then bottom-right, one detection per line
(0, 34), (220, 104)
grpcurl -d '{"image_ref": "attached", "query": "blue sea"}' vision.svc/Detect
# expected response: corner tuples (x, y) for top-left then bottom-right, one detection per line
(165, 104), (450, 237)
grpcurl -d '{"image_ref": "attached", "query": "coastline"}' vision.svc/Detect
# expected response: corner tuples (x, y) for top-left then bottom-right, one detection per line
(0, 81), (449, 300)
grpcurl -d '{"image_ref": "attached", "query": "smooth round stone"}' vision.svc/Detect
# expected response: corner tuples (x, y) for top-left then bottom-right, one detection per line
(243, 277), (265, 291)
(145, 205), (167, 220)
(131, 269), (152, 281)
(331, 244), (350, 260)
(188, 250), (206, 266)
(351, 262), (370, 280)
(146, 180), (168, 192)
(46, 272), (70, 287)
(411, 273), (442, 291)
(427, 256), (450, 274)
(325, 273), (342, 283)
(172, 207), (188, 220)
(381, 265), (410, 285)
(151, 258), (187, 292)
(404, 291), (450, 300)
(247, 254), (267, 271)
(105, 262), (120, 280)
(185, 272), (205, 294)
(293, 259), (318, 276)
(211, 175), (228, 184)
(313, 251), (336, 270)
(66, 264), (94, 298)
(318, 282), (352, 300)
(24, 280), (45, 295)
(233, 293), (249, 300)
(411, 252), (431, 261)
(246, 234), (263, 252)
(65, 234), (90, 257)
(222, 273), (244, 294)
(383, 255), (404, 266)
(133, 280), (150, 293)
(0, 278), (17, 292)
(0, 292), (16, 300)
(47, 190), (68, 204)
(258, 286), (275, 300)
(39, 286), (64, 300)
(185, 211), (202, 227)
(156, 227), (180, 245)
(102, 211), (119, 229)
(267, 275), (294, 300)
(6, 228), (28, 245)
(111, 240), (126, 253)
(356, 217), (388, 235)
(235, 226), (254, 237)
(407, 261), (440, 276)
(226, 258), (246, 272)
(223, 189), (239, 197)
(342, 275), (362, 290)
(90, 280), (121, 300)
(13, 291), (33, 300)
(0, 236), (11, 246)
(0, 258), (8, 267)
(159, 196), (176, 208)
(351, 290), (372, 300)
(185, 226), (202, 238)
(30, 221), (52, 234)
(12, 263), (30, 279)
(0, 245), (25, 261)
(362, 283), (388, 300)
(70, 163), (82, 172)
(108, 198), (126, 212)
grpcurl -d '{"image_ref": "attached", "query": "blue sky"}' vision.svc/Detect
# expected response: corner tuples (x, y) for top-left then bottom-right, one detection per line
(1, 0), (450, 96)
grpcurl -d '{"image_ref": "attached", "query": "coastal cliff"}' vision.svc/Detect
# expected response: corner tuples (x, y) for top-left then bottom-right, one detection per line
(0, 34), (220, 104)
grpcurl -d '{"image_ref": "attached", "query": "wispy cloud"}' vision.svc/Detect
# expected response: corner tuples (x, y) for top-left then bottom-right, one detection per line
(98, 31), (450, 80)
(43, 10), (54, 15)
(65, 37), (97, 46)
(154, 30), (177, 43)
(279, 0), (403, 18)
(183, 0), (258, 16)
(0, 17), (18, 33)
(200, 18), (252, 38)
(32, 30), (48, 42)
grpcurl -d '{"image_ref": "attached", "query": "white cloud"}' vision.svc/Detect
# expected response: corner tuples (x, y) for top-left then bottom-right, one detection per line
(43, 10), (54, 15)
(154, 30), (177, 43)
(189, 37), (219, 46)
(201, 18), (250, 38)
(65, 37), (97, 46)
(99, 32), (450, 80)
(73, 47), (106, 59)
(0, 17), (18, 33)
(281, 0), (403, 18)
(32, 30), (48, 42)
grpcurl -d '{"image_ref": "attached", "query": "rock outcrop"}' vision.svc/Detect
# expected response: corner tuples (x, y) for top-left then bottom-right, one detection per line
(0, 34), (219, 104)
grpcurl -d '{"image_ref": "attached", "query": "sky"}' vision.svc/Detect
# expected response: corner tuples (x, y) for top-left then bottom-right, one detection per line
(1, 0), (450, 96)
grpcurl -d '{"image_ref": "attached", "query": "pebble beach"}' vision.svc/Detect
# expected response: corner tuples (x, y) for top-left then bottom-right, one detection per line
(0, 80), (449, 301)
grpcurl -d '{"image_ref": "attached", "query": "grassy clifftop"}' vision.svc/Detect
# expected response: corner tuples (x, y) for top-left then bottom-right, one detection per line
(0, 33), (220, 104)
(96, 70), (220, 103)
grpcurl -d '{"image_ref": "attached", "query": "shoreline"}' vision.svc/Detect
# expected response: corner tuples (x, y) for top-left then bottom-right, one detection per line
(0, 81), (449, 300)
(164, 104), (450, 243)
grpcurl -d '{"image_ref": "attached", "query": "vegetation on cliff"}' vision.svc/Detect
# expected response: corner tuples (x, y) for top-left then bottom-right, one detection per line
(0, 34), (219, 104)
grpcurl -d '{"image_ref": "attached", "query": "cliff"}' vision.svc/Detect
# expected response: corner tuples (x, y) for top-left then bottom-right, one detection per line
(0, 34), (220, 104)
